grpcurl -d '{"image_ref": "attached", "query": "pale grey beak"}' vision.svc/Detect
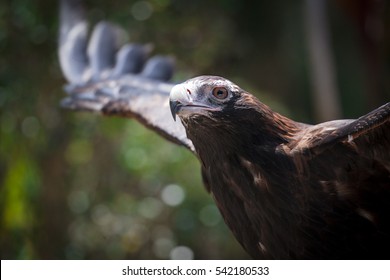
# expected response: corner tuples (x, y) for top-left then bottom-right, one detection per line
(169, 84), (191, 121)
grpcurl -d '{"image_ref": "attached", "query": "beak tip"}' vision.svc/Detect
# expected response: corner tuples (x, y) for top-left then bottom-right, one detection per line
(169, 100), (178, 121)
(170, 84), (189, 121)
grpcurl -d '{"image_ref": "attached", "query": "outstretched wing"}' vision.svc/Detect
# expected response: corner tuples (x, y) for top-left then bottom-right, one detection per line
(282, 103), (390, 259)
(58, 0), (194, 152)
(288, 102), (390, 162)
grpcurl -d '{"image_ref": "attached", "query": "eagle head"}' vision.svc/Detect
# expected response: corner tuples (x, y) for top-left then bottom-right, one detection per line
(169, 75), (300, 152)
(169, 76), (243, 121)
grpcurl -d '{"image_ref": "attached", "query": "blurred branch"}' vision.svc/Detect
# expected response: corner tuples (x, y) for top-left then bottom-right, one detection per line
(305, 0), (342, 121)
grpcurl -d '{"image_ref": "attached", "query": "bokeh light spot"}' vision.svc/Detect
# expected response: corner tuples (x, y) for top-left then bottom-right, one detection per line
(161, 184), (185, 206)
(131, 1), (153, 21)
(170, 246), (194, 260)
(137, 197), (163, 219)
(153, 237), (175, 259)
(67, 190), (90, 214)
(199, 204), (221, 227)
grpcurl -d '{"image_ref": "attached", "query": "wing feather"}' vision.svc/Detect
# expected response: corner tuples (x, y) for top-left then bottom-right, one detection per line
(58, 0), (194, 152)
(288, 103), (390, 160)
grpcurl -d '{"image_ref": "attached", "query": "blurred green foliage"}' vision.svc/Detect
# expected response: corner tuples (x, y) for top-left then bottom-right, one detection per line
(0, 0), (388, 259)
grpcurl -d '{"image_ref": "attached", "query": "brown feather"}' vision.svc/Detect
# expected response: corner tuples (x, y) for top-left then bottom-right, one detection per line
(177, 77), (390, 259)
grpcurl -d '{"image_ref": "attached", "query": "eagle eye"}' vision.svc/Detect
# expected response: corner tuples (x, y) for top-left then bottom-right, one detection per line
(212, 87), (229, 100)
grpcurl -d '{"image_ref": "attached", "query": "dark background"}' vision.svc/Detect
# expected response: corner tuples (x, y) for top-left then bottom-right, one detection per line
(0, 0), (389, 259)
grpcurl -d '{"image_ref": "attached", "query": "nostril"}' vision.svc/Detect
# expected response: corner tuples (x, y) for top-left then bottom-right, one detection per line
(187, 89), (192, 95)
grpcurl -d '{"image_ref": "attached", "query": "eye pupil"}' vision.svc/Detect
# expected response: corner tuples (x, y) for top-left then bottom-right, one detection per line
(212, 87), (228, 100)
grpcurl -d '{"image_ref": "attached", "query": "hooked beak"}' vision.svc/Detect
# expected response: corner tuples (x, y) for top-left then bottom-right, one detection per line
(169, 84), (220, 121)
(169, 100), (180, 121)
(169, 84), (188, 121)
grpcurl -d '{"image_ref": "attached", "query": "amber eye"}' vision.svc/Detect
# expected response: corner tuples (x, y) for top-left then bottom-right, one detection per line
(212, 87), (229, 100)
